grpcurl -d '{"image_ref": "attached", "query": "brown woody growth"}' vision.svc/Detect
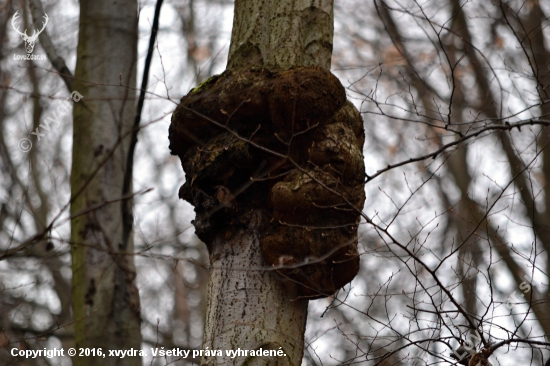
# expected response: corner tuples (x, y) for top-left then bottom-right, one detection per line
(169, 67), (365, 298)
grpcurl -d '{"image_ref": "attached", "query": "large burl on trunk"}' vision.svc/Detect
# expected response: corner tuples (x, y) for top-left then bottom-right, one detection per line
(169, 67), (365, 298)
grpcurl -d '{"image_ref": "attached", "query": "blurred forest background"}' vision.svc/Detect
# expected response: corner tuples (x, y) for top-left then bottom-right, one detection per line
(1, 0), (550, 365)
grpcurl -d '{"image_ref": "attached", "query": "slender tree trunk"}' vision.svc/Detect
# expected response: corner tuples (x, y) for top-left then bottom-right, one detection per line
(450, 0), (550, 335)
(70, 1), (142, 365)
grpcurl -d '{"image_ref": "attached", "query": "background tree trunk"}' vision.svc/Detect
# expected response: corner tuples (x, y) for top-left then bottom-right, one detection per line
(70, 1), (142, 364)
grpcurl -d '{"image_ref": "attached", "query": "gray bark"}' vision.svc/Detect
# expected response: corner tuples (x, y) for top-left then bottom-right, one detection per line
(70, 1), (142, 365)
(168, 0), (365, 364)
(228, 0), (334, 71)
(201, 0), (336, 364)
(202, 210), (308, 365)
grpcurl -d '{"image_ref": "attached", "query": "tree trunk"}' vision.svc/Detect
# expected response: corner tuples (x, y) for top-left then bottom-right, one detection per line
(227, 0), (334, 71)
(202, 210), (308, 365)
(170, 1), (366, 365)
(202, 2), (334, 364)
(70, 1), (142, 365)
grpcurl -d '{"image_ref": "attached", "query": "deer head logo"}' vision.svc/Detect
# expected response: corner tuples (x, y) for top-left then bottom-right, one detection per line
(12, 11), (48, 54)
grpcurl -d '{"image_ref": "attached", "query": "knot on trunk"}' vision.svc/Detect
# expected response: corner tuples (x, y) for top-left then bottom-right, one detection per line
(169, 67), (366, 298)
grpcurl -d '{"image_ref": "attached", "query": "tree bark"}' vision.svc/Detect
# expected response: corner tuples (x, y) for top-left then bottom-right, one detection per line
(202, 210), (308, 365)
(70, 1), (142, 365)
(228, 0), (334, 71)
(202, 1), (335, 364)
(169, 1), (366, 364)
